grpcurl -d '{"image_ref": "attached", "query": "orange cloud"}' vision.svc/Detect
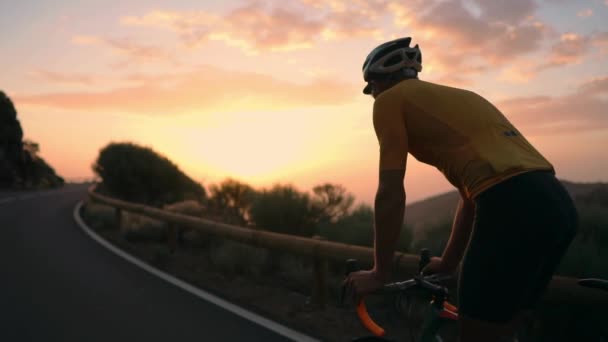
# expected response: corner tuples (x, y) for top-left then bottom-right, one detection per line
(72, 35), (178, 66)
(13, 66), (358, 115)
(121, 1), (388, 53)
(122, 5), (322, 53)
(498, 63), (537, 84)
(27, 69), (96, 85)
(95, 1), (602, 86)
(592, 31), (608, 55)
(497, 76), (608, 135)
(300, 0), (389, 39)
(578, 76), (608, 95)
(538, 33), (591, 70)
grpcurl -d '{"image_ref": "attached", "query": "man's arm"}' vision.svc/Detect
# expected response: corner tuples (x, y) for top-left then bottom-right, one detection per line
(372, 95), (408, 281)
(440, 192), (475, 272)
(373, 170), (406, 281)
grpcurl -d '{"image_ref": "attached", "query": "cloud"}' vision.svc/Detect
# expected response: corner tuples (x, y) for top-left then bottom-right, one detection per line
(121, 1), (389, 53)
(300, 0), (390, 40)
(25, 69), (186, 87)
(27, 69), (96, 85)
(538, 33), (591, 70)
(111, 0), (599, 85)
(498, 62), (538, 84)
(71, 35), (178, 66)
(498, 31), (606, 77)
(122, 5), (323, 53)
(13, 66), (358, 115)
(413, 1), (547, 61)
(471, 0), (538, 24)
(592, 31), (608, 54)
(578, 76), (608, 95)
(387, 0), (551, 84)
(577, 8), (593, 18)
(496, 75), (608, 135)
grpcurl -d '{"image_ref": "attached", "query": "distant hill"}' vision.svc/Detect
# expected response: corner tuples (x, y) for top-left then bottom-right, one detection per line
(404, 179), (608, 230)
(405, 191), (459, 229)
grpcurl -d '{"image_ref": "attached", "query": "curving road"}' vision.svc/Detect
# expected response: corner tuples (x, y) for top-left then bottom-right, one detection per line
(0, 184), (311, 341)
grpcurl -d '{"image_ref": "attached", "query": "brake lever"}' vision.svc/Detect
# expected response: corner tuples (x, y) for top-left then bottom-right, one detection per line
(341, 259), (360, 306)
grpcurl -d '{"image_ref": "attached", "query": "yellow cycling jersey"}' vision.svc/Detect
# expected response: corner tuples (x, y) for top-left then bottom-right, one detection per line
(373, 79), (554, 199)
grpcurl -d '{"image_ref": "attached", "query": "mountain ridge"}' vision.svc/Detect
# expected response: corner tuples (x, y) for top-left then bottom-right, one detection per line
(404, 179), (607, 228)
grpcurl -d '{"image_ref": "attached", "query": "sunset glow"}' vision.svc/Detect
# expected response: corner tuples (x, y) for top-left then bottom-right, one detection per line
(3, 0), (607, 205)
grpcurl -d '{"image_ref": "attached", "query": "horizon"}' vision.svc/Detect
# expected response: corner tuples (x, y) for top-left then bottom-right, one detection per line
(2, 0), (608, 205)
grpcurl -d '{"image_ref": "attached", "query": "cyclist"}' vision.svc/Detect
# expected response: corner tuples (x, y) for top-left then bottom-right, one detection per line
(343, 37), (579, 341)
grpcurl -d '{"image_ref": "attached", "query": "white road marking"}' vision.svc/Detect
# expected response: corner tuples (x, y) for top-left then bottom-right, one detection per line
(73, 201), (319, 342)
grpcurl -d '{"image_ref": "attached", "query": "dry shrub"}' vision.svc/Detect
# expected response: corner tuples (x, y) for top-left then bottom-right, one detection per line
(82, 201), (116, 231)
(122, 211), (167, 242)
(162, 200), (214, 247)
(163, 200), (204, 217)
(209, 240), (269, 278)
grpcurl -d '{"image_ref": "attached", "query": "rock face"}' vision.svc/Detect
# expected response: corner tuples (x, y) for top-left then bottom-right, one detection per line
(0, 91), (64, 189)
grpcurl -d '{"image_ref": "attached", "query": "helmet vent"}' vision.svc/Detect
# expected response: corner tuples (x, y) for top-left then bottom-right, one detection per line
(385, 55), (402, 67)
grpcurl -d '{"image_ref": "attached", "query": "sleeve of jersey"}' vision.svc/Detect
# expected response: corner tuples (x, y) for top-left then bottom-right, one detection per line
(372, 95), (409, 171)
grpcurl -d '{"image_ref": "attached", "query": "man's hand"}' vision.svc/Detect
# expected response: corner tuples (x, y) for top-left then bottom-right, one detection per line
(343, 269), (387, 301)
(422, 256), (458, 275)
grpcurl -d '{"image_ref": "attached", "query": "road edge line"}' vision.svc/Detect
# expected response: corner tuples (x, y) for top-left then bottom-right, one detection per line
(73, 201), (319, 342)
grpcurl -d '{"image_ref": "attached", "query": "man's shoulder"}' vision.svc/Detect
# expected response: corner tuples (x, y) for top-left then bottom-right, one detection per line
(416, 79), (473, 93)
(373, 85), (404, 112)
(383, 78), (461, 98)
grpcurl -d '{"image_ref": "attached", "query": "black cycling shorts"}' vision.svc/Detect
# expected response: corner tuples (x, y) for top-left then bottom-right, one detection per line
(458, 170), (578, 323)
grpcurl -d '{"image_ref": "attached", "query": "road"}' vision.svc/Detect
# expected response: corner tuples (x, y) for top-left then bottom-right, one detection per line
(0, 184), (305, 341)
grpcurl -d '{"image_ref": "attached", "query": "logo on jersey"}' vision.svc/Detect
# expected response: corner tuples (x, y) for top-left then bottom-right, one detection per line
(503, 130), (519, 137)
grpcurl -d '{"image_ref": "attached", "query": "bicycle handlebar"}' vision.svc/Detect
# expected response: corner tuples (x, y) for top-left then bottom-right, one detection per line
(343, 250), (457, 337)
(355, 273), (456, 336)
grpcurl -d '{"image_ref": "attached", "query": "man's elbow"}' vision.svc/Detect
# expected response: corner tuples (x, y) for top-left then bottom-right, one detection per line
(458, 194), (475, 214)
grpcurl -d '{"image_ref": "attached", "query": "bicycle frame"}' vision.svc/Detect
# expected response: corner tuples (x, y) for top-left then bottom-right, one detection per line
(355, 295), (458, 341)
(418, 300), (458, 342)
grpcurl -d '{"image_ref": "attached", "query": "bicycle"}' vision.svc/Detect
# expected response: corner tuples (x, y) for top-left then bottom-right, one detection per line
(342, 249), (608, 342)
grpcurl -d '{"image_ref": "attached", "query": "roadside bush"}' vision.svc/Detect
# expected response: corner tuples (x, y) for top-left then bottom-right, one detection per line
(206, 178), (257, 225)
(82, 201), (116, 231)
(92, 142), (205, 207)
(249, 184), (319, 237)
(209, 240), (269, 278)
(310, 183), (355, 224)
(163, 200), (214, 248)
(319, 204), (374, 246)
(122, 211), (167, 243)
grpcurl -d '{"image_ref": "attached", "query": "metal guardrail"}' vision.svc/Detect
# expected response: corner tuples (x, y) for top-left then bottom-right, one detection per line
(86, 184), (608, 307)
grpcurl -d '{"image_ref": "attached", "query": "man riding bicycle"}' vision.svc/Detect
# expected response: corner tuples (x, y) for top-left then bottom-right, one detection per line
(343, 37), (579, 341)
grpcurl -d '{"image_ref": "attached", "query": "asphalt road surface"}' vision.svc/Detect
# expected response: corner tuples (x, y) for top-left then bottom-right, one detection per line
(0, 184), (307, 341)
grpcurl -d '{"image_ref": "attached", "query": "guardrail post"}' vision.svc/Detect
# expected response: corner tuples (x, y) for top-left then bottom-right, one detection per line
(168, 223), (178, 254)
(311, 235), (328, 309)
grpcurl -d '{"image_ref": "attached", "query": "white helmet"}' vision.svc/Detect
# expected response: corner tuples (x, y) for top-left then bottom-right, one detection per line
(362, 37), (422, 94)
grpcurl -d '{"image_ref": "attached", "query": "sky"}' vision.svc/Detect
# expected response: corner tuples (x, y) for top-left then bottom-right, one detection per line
(1, 0), (607, 206)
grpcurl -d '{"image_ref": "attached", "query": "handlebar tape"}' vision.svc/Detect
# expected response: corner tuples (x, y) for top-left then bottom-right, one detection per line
(443, 301), (458, 313)
(356, 298), (386, 337)
(353, 288), (458, 335)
